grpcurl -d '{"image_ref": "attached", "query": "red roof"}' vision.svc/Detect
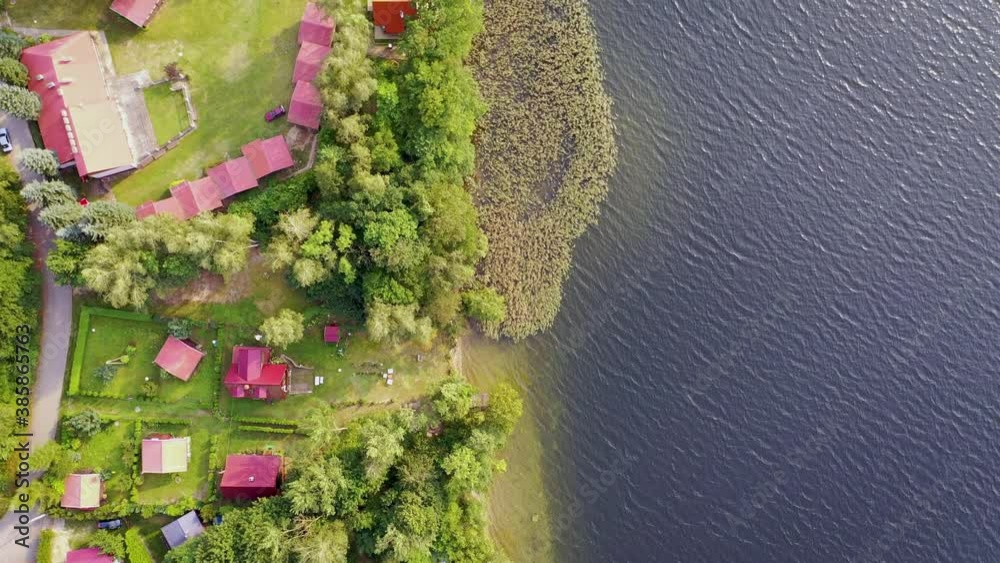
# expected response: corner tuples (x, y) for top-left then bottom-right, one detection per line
(141, 436), (190, 473)
(135, 196), (185, 220)
(206, 157), (258, 199)
(289, 81), (323, 130)
(224, 346), (288, 400)
(241, 135), (294, 179)
(67, 548), (116, 563)
(61, 473), (101, 509)
(21, 33), (134, 178)
(372, 0), (416, 36)
(293, 41), (331, 83)
(324, 325), (340, 343)
(154, 336), (205, 381)
(299, 2), (336, 46)
(110, 0), (161, 27)
(220, 454), (282, 500)
(170, 177), (223, 219)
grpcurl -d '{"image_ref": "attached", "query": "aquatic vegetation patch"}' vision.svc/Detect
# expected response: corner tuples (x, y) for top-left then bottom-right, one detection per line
(469, 0), (617, 340)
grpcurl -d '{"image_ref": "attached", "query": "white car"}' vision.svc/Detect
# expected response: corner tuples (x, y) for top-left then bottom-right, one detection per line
(0, 129), (12, 154)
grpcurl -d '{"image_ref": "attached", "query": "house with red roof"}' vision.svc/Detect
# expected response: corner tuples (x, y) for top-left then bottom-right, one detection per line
(168, 177), (223, 219)
(207, 156), (258, 199)
(289, 80), (323, 130)
(61, 473), (103, 510)
(293, 41), (332, 83)
(241, 135), (294, 179)
(21, 32), (136, 179)
(153, 335), (206, 381)
(370, 0), (417, 39)
(67, 547), (118, 563)
(110, 0), (163, 27)
(299, 2), (336, 47)
(142, 436), (191, 474)
(135, 197), (184, 220)
(224, 346), (288, 401)
(220, 454), (283, 501)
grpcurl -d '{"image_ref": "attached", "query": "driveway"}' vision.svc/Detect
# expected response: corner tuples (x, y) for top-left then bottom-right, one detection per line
(0, 113), (72, 562)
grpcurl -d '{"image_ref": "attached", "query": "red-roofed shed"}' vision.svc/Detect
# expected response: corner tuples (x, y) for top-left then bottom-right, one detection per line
(293, 41), (331, 83)
(324, 325), (340, 343)
(110, 0), (163, 27)
(67, 548), (116, 563)
(289, 81), (323, 130)
(207, 157), (259, 199)
(372, 0), (416, 36)
(220, 454), (283, 501)
(170, 177), (223, 219)
(61, 473), (103, 510)
(154, 336), (205, 381)
(299, 2), (336, 46)
(241, 135), (294, 179)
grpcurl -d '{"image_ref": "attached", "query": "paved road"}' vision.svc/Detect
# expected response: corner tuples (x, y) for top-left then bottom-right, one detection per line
(0, 113), (72, 562)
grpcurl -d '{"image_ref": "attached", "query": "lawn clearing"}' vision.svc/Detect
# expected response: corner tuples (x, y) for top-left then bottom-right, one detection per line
(143, 82), (188, 145)
(76, 313), (218, 408)
(137, 422), (213, 504)
(75, 420), (134, 505)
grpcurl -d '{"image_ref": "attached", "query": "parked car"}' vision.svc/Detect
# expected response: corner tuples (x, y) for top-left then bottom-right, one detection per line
(0, 128), (12, 154)
(97, 519), (123, 530)
(265, 104), (286, 122)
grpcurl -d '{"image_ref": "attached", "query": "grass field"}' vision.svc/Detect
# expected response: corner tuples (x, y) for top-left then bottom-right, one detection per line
(9, 0), (302, 205)
(143, 83), (188, 145)
(76, 315), (218, 407)
(75, 421), (134, 504)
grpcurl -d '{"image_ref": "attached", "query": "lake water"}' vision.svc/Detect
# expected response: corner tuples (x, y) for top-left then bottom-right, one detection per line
(471, 1), (1000, 562)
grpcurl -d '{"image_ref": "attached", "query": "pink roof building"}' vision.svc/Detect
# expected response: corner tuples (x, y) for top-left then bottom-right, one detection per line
(110, 0), (162, 27)
(67, 548), (117, 563)
(289, 81), (323, 130)
(224, 346), (288, 401)
(241, 135), (294, 179)
(154, 336), (205, 381)
(61, 473), (103, 510)
(207, 157), (258, 199)
(220, 454), (283, 501)
(21, 33), (135, 179)
(324, 325), (340, 343)
(135, 197), (185, 220)
(293, 41), (331, 83)
(142, 436), (191, 473)
(169, 177), (223, 219)
(299, 2), (336, 46)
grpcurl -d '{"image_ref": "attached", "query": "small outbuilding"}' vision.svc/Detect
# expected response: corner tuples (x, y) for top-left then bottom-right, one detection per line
(241, 135), (295, 179)
(220, 454), (283, 501)
(161, 510), (205, 549)
(110, 0), (163, 27)
(289, 80), (324, 130)
(61, 473), (103, 510)
(206, 157), (259, 199)
(67, 548), (118, 563)
(299, 2), (336, 46)
(324, 325), (340, 343)
(142, 436), (191, 474)
(154, 335), (206, 381)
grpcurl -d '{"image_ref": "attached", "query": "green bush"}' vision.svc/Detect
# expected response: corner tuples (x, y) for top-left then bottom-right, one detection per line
(238, 425), (295, 434)
(231, 416), (300, 428)
(125, 528), (154, 563)
(0, 84), (40, 119)
(0, 58), (28, 88)
(37, 529), (54, 563)
(67, 308), (92, 395)
(0, 33), (25, 59)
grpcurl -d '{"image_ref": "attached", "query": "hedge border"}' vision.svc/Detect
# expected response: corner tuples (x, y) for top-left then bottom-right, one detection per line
(67, 307), (156, 396)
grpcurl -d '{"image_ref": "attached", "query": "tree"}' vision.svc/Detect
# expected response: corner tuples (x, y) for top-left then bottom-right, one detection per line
(38, 203), (83, 231)
(266, 208), (338, 287)
(293, 520), (349, 563)
(47, 239), (88, 286)
(167, 318), (193, 339)
(79, 200), (135, 240)
(360, 418), (405, 482)
(64, 410), (102, 437)
(433, 377), (474, 423)
(0, 33), (25, 60)
(484, 383), (523, 437)
(462, 287), (507, 323)
(259, 309), (304, 349)
(20, 180), (75, 208)
(184, 213), (253, 274)
(86, 531), (126, 560)
(15, 148), (58, 176)
(286, 455), (346, 517)
(0, 84), (41, 119)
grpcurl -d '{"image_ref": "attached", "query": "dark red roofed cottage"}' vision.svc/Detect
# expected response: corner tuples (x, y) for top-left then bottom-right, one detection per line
(224, 346), (288, 401)
(154, 336), (206, 381)
(110, 0), (163, 27)
(293, 41), (332, 83)
(288, 81), (324, 130)
(371, 0), (417, 37)
(220, 454), (283, 501)
(299, 2), (336, 46)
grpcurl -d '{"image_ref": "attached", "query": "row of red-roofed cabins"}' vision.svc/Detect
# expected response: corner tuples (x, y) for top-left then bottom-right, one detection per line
(289, 2), (335, 130)
(135, 135), (294, 220)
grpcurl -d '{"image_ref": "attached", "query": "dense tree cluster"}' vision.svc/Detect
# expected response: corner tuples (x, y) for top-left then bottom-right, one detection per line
(165, 379), (523, 563)
(16, 148), (59, 177)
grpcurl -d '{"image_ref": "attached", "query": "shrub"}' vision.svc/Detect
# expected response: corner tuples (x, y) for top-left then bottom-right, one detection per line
(93, 364), (118, 383)
(164, 62), (183, 81)
(141, 380), (158, 398)
(37, 529), (54, 563)
(259, 309), (305, 349)
(85, 530), (126, 559)
(0, 84), (41, 119)
(0, 33), (25, 59)
(167, 318), (193, 339)
(0, 58), (28, 87)
(64, 410), (102, 438)
(125, 527), (154, 563)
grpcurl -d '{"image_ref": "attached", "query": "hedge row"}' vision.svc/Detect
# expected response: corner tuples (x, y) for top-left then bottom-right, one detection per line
(238, 425), (295, 435)
(125, 528), (154, 563)
(231, 416), (300, 428)
(37, 529), (53, 563)
(84, 306), (155, 322)
(76, 390), (169, 403)
(67, 307), (92, 395)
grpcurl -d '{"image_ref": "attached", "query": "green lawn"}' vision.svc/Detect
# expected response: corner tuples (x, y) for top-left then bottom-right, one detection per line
(143, 83), (188, 145)
(10, 0), (302, 205)
(77, 315), (218, 407)
(129, 515), (174, 562)
(75, 421), (134, 505)
(137, 422), (213, 504)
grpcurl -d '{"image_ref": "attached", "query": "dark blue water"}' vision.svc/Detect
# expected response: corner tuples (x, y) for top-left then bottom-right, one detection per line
(514, 1), (1000, 561)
